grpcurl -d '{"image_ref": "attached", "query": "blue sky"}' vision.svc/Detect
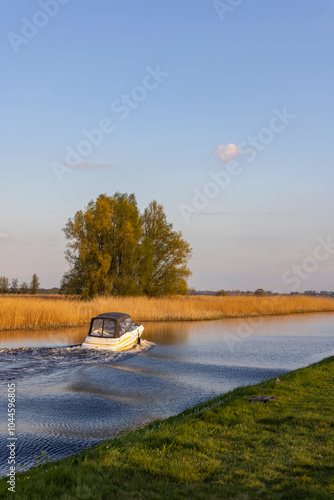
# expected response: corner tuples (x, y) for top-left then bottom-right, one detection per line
(1, 0), (334, 292)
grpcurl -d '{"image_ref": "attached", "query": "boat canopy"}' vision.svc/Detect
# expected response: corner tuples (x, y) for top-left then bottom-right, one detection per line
(88, 312), (132, 339)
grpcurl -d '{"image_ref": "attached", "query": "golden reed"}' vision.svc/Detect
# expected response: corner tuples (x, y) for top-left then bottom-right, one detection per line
(0, 294), (333, 331)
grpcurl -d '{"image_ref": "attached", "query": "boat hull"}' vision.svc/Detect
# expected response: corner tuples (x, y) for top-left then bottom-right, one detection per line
(81, 325), (144, 351)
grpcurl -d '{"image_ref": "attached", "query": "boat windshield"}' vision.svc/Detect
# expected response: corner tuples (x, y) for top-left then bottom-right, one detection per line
(102, 319), (115, 338)
(119, 317), (132, 335)
(90, 319), (103, 337)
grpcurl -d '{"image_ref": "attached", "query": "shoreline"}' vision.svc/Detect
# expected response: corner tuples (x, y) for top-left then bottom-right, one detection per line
(1, 356), (333, 498)
(2, 307), (334, 333)
(0, 294), (334, 332)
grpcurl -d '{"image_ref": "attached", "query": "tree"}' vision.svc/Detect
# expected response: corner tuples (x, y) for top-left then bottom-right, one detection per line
(140, 201), (192, 296)
(20, 282), (29, 294)
(254, 288), (265, 296)
(29, 274), (40, 294)
(0, 276), (9, 293)
(61, 193), (192, 298)
(61, 193), (142, 297)
(11, 278), (19, 294)
(216, 289), (227, 296)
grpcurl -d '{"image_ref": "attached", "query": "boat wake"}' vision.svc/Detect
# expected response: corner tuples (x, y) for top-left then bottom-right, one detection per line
(0, 340), (155, 381)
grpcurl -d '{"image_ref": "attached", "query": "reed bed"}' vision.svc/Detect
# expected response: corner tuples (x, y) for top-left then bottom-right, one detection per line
(0, 294), (333, 331)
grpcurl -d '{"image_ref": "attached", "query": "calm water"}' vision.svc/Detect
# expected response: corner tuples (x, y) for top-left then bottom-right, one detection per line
(0, 313), (333, 476)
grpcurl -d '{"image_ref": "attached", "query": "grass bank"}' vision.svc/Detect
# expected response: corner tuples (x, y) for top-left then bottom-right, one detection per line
(1, 357), (333, 499)
(0, 294), (334, 331)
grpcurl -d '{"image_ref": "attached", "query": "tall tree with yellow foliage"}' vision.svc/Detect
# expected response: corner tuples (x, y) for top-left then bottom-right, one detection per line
(61, 193), (191, 297)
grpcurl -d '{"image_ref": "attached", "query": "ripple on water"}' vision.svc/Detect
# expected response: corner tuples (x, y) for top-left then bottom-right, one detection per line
(0, 340), (155, 380)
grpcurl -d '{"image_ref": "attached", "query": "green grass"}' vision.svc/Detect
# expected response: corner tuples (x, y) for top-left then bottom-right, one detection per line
(1, 357), (333, 499)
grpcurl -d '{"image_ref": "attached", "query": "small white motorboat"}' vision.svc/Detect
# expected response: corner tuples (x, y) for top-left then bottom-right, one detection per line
(81, 312), (144, 351)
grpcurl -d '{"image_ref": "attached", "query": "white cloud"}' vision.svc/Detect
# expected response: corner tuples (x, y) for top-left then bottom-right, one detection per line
(214, 143), (240, 162)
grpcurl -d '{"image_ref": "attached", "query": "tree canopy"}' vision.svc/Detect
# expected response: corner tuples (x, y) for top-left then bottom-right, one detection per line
(20, 282), (29, 294)
(0, 277), (9, 294)
(30, 274), (40, 294)
(60, 193), (192, 298)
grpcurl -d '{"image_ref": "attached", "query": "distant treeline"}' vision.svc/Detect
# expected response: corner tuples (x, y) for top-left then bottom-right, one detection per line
(189, 289), (334, 297)
(0, 274), (40, 294)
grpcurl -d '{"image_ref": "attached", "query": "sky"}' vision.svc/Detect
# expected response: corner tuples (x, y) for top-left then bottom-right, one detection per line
(1, 0), (334, 292)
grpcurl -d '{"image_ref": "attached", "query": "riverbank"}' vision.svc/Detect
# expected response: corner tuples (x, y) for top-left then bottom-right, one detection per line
(1, 356), (333, 499)
(1, 294), (334, 331)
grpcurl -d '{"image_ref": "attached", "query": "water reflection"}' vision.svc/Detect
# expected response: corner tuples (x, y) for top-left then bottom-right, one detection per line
(1, 312), (333, 349)
(0, 326), (86, 348)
